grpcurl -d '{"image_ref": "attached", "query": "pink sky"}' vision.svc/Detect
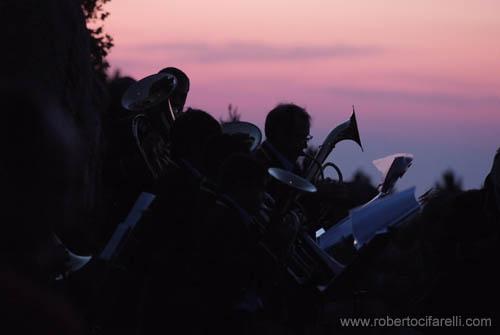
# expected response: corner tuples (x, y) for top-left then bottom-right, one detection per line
(103, 0), (500, 192)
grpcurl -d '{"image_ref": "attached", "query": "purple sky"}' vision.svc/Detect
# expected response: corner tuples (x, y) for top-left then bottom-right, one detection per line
(104, 0), (500, 194)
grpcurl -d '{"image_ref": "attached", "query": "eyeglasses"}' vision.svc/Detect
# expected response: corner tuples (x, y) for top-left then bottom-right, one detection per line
(292, 131), (313, 142)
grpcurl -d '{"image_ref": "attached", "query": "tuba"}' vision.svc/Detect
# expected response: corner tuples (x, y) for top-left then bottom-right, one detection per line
(263, 168), (345, 291)
(121, 72), (178, 125)
(224, 114), (364, 291)
(304, 107), (363, 184)
(122, 73), (178, 179)
(221, 121), (262, 152)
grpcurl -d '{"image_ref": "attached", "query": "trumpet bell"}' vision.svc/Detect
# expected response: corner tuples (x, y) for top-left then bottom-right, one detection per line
(221, 121), (262, 151)
(121, 73), (177, 112)
(268, 168), (317, 193)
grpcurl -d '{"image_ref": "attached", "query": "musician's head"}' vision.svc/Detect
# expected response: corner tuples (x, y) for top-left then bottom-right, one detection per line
(171, 108), (221, 170)
(265, 103), (311, 162)
(158, 67), (190, 113)
(218, 153), (267, 213)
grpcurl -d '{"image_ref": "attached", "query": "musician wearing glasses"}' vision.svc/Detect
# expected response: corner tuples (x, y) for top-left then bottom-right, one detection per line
(254, 103), (312, 214)
(255, 103), (312, 174)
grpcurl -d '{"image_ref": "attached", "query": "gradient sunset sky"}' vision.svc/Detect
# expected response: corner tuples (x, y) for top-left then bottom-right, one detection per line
(104, 0), (500, 193)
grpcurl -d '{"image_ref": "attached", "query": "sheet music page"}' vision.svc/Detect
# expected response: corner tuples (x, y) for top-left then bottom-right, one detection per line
(373, 153), (413, 192)
(318, 216), (353, 250)
(318, 187), (420, 251)
(99, 192), (156, 261)
(350, 187), (420, 249)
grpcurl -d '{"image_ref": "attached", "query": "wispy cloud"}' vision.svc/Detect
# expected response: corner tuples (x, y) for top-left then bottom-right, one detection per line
(326, 86), (500, 109)
(132, 41), (382, 63)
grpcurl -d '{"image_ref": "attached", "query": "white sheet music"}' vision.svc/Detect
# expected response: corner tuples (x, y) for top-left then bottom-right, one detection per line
(318, 216), (352, 250)
(99, 192), (156, 261)
(318, 187), (420, 251)
(373, 153), (413, 192)
(351, 187), (420, 249)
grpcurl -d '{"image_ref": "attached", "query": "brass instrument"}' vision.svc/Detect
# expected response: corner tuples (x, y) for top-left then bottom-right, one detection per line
(221, 121), (262, 152)
(215, 115), (364, 291)
(263, 168), (345, 291)
(304, 107), (363, 183)
(122, 72), (178, 122)
(122, 72), (179, 179)
(131, 114), (173, 179)
(220, 115), (362, 290)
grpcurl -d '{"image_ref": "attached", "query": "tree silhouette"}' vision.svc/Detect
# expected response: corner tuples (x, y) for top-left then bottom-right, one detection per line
(82, 0), (113, 81)
(434, 169), (463, 193)
(352, 169), (374, 187)
(219, 104), (241, 124)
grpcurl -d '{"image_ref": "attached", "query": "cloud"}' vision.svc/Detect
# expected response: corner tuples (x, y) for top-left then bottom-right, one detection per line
(133, 41), (382, 63)
(326, 86), (500, 109)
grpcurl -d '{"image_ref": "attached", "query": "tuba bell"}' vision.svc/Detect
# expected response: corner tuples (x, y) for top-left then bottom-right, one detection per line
(221, 121), (263, 152)
(122, 72), (178, 124)
(304, 107), (363, 183)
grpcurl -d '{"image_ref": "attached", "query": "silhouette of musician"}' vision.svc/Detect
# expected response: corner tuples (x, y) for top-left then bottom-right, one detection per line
(139, 109), (222, 334)
(254, 103), (312, 214)
(137, 108), (221, 257)
(255, 103), (312, 173)
(194, 153), (268, 334)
